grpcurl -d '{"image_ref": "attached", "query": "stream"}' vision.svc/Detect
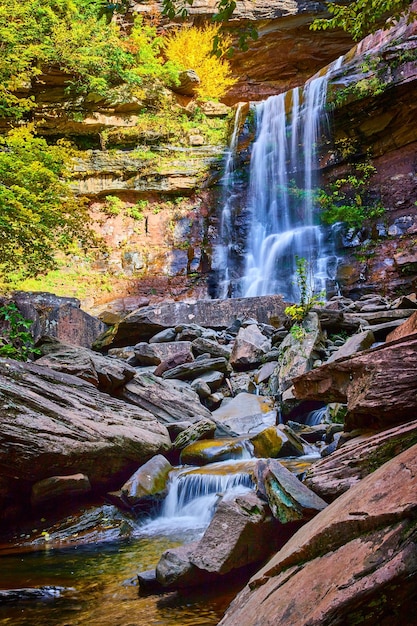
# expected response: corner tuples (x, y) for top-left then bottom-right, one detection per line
(0, 458), (316, 625)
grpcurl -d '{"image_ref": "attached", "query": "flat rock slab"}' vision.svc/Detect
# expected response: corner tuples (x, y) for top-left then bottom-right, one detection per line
(133, 341), (193, 366)
(94, 295), (287, 349)
(326, 329), (375, 363)
(303, 418), (417, 501)
(386, 312), (417, 342)
(0, 359), (171, 523)
(162, 357), (229, 381)
(293, 334), (417, 430)
(212, 393), (276, 435)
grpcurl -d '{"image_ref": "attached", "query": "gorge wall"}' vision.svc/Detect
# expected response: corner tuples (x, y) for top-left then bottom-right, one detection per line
(7, 0), (417, 307)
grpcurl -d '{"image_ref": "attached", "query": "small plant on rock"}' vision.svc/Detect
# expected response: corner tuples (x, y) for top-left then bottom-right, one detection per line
(0, 302), (39, 361)
(285, 257), (325, 324)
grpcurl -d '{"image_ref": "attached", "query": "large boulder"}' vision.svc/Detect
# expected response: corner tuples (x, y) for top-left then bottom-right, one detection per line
(293, 334), (417, 430)
(218, 444), (417, 626)
(12, 291), (106, 348)
(0, 359), (171, 525)
(36, 338), (136, 392)
(230, 325), (271, 371)
(155, 492), (280, 589)
(94, 295), (287, 349)
(270, 312), (324, 396)
(255, 459), (327, 523)
(133, 341), (193, 366)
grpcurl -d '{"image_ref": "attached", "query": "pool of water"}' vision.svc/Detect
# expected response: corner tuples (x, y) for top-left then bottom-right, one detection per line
(0, 525), (241, 626)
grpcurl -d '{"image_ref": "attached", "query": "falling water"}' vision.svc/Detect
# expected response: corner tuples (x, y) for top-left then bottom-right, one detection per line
(215, 57), (343, 301)
(212, 102), (247, 299)
(141, 462), (254, 535)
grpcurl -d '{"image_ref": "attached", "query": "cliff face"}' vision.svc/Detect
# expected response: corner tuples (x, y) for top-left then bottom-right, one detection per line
(133, 0), (354, 102)
(323, 9), (417, 298)
(5, 1), (417, 305)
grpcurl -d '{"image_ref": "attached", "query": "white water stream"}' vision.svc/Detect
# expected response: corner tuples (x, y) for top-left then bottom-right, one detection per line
(141, 461), (255, 535)
(215, 57), (343, 300)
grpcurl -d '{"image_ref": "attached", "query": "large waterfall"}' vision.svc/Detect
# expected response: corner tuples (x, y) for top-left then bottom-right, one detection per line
(214, 58), (343, 301)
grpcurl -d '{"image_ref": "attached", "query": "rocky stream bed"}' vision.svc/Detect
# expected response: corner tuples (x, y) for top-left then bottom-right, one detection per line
(0, 291), (417, 624)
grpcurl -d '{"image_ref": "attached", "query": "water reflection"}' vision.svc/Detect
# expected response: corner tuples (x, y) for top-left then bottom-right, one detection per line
(0, 532), (239, 626)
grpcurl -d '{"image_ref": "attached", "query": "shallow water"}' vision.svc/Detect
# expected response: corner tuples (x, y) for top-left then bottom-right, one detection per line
(0, 455), (319, 625)
(0, 528), (241, 626)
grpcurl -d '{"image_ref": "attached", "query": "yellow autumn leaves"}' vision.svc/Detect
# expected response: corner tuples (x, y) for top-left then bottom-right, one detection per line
(164, 24), (237, 100)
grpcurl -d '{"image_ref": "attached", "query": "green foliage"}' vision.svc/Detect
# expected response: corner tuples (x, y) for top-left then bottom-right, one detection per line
(310, 0), (414, 41)
(284, 257), (325, 323)
(0, 302), (39, 361)
(103, 195), (124, 216)
(164, 24), (236, 100)
(0, 125), (96, 283)
(318, 162), (385, 228)
(289, 324), (306, 342)
(0, 0), (179, 119)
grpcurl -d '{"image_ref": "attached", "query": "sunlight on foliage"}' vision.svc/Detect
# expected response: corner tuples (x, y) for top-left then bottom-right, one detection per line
(311, 0), (414, 41)
(0, 125), (98, 282)
(164, 24), (237, 100)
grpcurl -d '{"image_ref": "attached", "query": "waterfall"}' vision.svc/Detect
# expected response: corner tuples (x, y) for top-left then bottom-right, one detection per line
(140, 462), (254, 535)
(215, 57), (343, 301)
(212, 102), (247, 299)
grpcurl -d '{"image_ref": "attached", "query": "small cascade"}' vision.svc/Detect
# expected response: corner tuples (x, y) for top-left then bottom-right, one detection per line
(305, 406), (328, 426)
(215, 57), (344, 300)
(141, 462), (254, 535)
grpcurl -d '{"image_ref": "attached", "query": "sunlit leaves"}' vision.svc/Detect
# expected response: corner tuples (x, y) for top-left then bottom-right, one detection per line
(311, 0), (414, 40)
(164, 24), (237, 100)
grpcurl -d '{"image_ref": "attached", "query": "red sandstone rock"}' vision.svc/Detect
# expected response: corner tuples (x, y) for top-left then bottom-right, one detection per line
(292, 335), (417, 430)
(303, 418), (417, 501)
(218, 443), (417, 626)
(386, 311), (417, 342)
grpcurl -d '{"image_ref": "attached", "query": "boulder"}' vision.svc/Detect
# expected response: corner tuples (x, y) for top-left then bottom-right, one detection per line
(180, 438), (252, 465)
(93, 295), (287, 349)
(153, 351), (194, 376)
(386, 311), (417, 342)
(254, 361), (277, 384)
(218, 444), (417, 626)
(326, 329), (375, 363)
(173, 418), (217, 451)
(191, 337), (232, 359)
(211, 393), (276, 435)
(120, 454), (172, 507)
(0, 359), (171, 524)
(149, 328), (177, 343)
(303, 418), (417, 501)
(190, 492), (279, 574)
(36, 338), (136, 392)
(255, 459), (327, 523)
(119, 371), (212, 424)
(293, 334), (417, 430)
(156, 492), (280, 589)
(251, 425), (307, 458)
(162, 356), (229, 381)
(133, 341), (193, 366)
(13, 291), (106, 348)
(270, 312), (324, 396)
(230, 325), (271, 371)
(31, 473), (91, 506)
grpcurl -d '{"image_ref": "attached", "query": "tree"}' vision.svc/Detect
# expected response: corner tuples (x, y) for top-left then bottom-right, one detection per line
(310, 0), (415, 41)
(0, 126), (97, 282)
(164, 24), (236, 100)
